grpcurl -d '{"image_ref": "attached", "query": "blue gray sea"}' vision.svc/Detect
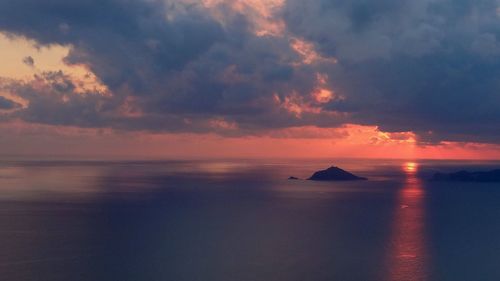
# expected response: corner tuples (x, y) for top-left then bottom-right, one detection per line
(1, 159), (499, 281)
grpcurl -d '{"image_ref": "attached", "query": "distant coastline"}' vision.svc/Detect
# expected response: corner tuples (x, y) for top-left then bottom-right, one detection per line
(432, 169), (500, 182)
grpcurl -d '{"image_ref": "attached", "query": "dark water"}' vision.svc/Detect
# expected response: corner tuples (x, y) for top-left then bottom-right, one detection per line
(1, 159), (500, 281)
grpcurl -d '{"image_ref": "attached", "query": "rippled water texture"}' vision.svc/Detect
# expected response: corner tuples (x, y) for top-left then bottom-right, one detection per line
(1, 159), (500, 281)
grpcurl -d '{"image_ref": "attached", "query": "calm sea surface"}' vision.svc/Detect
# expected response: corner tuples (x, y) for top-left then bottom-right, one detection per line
(1, 159), (500, 281)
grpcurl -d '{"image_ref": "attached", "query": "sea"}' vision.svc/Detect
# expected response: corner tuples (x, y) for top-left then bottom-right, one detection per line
(1, 158), (499, 281)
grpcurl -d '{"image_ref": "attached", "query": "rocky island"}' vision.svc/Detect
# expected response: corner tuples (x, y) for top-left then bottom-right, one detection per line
(308, 166), (367, 181)
(432, 169), (500, 182)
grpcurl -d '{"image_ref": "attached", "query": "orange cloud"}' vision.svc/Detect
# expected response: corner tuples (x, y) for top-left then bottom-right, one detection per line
(312, 88), (334, 103)
(209, 118), (239, 130)
(203, 0), (285, 36)
(290, 37), (338, 65)
(0, 33), (104, 91)
(0, 120), (499, 159)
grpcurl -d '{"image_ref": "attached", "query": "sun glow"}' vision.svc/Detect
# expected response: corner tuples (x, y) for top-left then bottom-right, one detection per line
(403, 162), (418, 174)
(388, 161), (427, 280)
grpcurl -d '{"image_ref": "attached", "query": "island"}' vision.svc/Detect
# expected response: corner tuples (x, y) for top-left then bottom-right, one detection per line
(432, 169), (500, 182)
(288, 176), (300, 180)
(307, 166), (367, 181)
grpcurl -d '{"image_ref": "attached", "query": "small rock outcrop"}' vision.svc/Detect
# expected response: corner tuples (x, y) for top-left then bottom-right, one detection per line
(432, 169), (500, 182)
(308, 166), (367, 181)
(288, 176), (300, 180)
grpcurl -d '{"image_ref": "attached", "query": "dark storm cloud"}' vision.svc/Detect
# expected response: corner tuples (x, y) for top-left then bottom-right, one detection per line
(0, 0), (335, 134)
(0, 96), (21, 110)
(0, 0), (500, 143)
(0, 0), (225, 91)
(284, 0), (500, 143)
(4, 71), (112, 127)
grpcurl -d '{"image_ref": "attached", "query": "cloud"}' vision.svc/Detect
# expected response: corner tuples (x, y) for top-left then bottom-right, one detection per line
(22, 56), (35, 67)
(0, 0), (339, 134)
(0, 0), (499, 144)
(3, 71), (113, 127)
(284, 0), (500, 143)
(0, 95), (21, 110)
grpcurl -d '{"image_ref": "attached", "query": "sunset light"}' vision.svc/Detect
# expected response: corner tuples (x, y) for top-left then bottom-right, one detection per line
(403, 162), (418, 174)
(1, 1), (500, 280)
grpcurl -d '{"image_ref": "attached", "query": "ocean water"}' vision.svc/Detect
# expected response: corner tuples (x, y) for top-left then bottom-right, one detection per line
(0, 159), (500, 281)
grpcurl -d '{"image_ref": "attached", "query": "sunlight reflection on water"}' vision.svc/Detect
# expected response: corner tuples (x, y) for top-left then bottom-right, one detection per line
(2, 159), (500, 281)
(387, 162), (428, 281)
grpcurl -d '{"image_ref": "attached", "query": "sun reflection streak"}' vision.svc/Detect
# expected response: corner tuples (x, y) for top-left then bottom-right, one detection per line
(403, 162), (418, 173)
(387, 162), (428, 281)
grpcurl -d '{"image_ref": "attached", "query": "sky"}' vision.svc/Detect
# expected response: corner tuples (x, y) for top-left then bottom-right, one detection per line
(0, 0), (500, 159)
